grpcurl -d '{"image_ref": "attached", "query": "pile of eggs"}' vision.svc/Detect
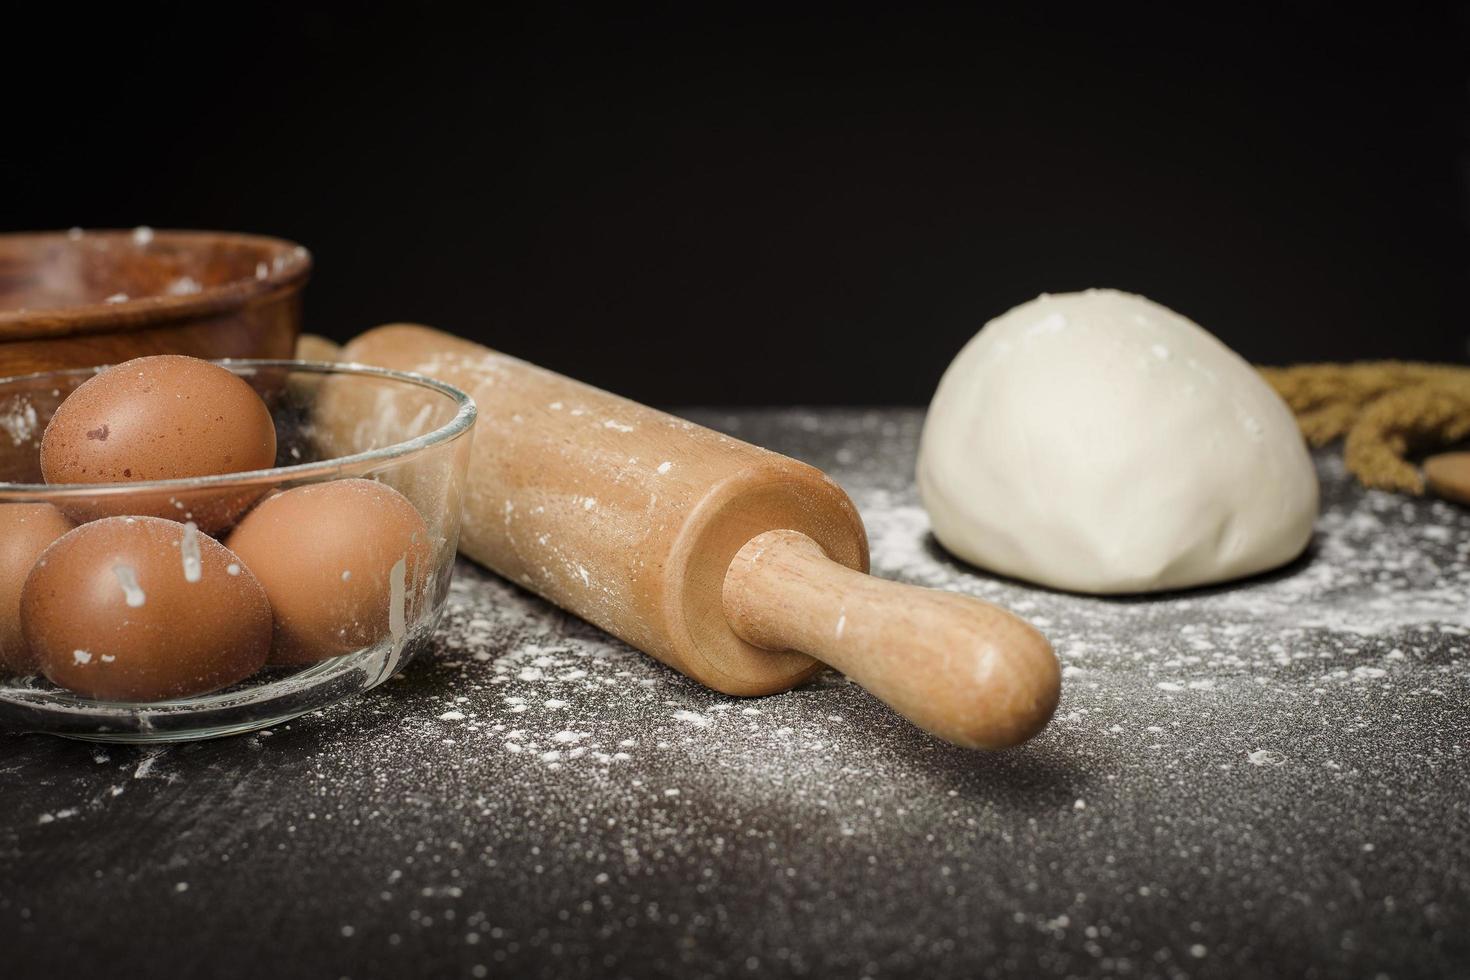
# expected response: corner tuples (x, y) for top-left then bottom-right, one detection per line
(0, 355), (431, 702)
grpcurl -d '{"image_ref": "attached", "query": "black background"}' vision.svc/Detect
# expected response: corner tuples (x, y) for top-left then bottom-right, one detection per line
(6, 2), (1470, 404)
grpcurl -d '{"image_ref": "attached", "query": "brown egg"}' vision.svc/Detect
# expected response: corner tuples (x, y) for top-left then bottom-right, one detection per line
(226, 479), (432, 664)
(0, 504), (75, 674)
(40, 355), (277, 532)
(21, 516), (272, 701)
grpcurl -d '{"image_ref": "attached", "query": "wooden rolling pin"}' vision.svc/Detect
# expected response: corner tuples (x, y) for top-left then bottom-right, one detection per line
(340, 325), (1060, 749)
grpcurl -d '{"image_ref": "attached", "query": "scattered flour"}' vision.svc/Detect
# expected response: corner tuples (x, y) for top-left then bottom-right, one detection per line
(10, 411), (1467, 979)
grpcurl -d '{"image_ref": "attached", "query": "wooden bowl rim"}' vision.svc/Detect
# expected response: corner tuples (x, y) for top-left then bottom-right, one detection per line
(0, 229), (312, 341)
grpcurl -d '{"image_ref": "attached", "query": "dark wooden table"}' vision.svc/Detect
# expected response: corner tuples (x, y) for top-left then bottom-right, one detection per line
(3, 409), (1467, 979)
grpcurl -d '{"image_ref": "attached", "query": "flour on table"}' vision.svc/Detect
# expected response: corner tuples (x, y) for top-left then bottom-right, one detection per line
(12, 410), (1468, 979)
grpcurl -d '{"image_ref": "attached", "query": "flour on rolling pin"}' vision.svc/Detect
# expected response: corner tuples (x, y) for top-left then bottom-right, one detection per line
(333, 324), (1059, 749)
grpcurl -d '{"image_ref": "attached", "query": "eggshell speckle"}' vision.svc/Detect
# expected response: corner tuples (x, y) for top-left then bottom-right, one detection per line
(226, 479), (431, 664)
(40, 355), (277, 531)
(0, 504), (75, 674)
(21, 516), (272, 701)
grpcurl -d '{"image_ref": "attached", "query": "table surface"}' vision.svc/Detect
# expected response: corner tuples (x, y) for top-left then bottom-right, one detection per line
(3, 409), (1468, 980)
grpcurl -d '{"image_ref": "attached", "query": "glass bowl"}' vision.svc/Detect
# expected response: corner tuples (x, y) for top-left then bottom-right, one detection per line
(0, 360), (476, 742)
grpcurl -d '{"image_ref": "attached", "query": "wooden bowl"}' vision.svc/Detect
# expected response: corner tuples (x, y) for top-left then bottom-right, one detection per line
(0, 229), (311, 377)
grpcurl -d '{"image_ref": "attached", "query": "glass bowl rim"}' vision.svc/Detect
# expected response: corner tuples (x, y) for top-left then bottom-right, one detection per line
(0, 358), (477, 501)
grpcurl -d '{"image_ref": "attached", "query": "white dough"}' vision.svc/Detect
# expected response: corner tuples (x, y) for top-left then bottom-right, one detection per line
(916, 289), (1318, 594)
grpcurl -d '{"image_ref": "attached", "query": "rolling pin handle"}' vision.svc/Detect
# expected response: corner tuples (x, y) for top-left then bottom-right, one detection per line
(721, 529), (1061, 750)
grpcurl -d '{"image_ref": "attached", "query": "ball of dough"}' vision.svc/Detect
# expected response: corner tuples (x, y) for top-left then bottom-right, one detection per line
(917, 289), (1318, 594)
